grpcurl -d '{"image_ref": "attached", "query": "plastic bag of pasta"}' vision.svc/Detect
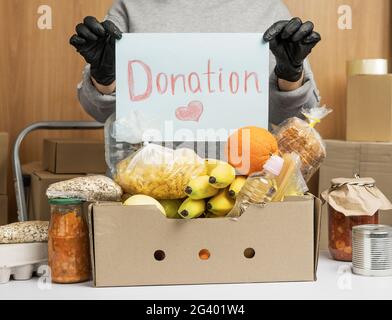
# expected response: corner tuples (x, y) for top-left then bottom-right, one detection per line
(274, 106), (332, 182)
(114, 144), (207, 199)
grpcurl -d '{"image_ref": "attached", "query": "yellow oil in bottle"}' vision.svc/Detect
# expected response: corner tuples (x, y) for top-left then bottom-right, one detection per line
(228, 155), (284, 217)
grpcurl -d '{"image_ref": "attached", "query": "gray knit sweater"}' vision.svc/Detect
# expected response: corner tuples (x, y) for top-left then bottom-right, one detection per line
(77, 0), (320, 125)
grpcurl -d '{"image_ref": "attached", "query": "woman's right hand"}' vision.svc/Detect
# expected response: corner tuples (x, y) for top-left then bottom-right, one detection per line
(70, 16), (122, 87)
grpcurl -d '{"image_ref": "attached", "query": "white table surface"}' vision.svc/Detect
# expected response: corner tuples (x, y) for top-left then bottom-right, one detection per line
(1, 252), (391, 300)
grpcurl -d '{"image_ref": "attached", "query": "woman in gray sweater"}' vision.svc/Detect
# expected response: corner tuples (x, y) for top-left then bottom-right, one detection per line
(70, 0), (321, 126)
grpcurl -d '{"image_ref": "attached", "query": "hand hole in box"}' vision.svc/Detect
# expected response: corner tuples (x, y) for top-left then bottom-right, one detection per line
(154, 250), (166, 261)
(199, 249), (211, 260)
(244, 248), (256, 259)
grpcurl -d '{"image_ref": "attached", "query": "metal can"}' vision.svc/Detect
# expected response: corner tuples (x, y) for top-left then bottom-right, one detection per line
(352, 225), (392, 277)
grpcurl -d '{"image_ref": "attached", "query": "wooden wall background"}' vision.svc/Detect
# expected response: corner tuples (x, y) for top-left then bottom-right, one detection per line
(0, 0), (391, 222)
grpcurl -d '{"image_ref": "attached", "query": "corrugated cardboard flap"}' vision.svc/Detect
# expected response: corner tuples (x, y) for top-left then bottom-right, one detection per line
(313, 197), (322, 277)
(285, 194), (321, 279)
(88, 201), (123, 285)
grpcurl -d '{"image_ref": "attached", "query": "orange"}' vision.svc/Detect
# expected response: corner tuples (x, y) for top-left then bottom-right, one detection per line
(225, 127), (278, 176)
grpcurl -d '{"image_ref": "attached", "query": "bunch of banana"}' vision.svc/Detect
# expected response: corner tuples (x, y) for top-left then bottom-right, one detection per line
(177, 160), (248, 219)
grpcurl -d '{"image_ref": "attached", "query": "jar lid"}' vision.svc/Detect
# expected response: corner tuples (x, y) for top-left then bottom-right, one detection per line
(331, 177), (375, 188)
(48, 198), (84, 206)
(353, 224), (392, 237)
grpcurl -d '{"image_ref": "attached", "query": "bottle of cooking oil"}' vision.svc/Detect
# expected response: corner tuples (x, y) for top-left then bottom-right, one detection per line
(228, 155), (284, 217)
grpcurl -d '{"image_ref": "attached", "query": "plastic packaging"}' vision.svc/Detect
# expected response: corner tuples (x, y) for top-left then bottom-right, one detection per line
(273, 153), (308, 202)
(228, 155), (284, 217)
(275, 106), (332, 182)
(114, 144), (207, 200)
(0, 243), (48, 284)
(48, 199), (90, 284)
(104, 113), (144, 177)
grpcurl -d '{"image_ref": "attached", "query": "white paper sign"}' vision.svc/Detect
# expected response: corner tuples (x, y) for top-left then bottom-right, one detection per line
(116, 33), (269, 142)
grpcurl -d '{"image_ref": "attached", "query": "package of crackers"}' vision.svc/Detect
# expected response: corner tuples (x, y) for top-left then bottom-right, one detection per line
(274, 106), (332, 182)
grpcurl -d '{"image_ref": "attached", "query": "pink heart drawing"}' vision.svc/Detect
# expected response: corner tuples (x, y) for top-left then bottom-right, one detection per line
(175, 101), (204, 122)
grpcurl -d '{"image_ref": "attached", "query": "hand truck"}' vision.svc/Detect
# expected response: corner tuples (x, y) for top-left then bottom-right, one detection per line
(12, 121), (104, 222)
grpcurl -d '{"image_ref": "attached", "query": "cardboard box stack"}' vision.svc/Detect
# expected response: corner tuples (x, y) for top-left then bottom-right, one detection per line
(23, 139), (106, 221)
(0, 133), (9, 225)
(347, 75), (392, 142)
(43, 139), (106, 174)
(319, 70), (392, 250)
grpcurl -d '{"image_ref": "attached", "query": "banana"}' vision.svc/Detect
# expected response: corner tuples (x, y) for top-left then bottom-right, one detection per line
(208, 162), (236, 189)
(185, 176), (219, 200)
(178, 198), (206, 219)
(228, 176), (247, 199)
(159, 199), (183, 219)
(207, 189), (235, 217)
(205, 159), (225, 175)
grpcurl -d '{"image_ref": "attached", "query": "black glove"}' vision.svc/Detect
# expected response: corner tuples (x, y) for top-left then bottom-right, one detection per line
(70, 16), (122, 86)
(263, 17), (321, 82)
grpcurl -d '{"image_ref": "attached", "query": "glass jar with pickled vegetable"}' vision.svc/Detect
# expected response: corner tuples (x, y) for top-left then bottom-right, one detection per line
(328, 204), (378, 261)
(322, 177), (392, 262)
(48, 199), (91, 283)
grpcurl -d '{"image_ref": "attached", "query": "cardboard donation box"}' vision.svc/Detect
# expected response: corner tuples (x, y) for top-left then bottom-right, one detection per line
(319, 140), (392, 250)
(347, 75), (392, 142)
(88, 196), (321, 287)
(43, 139), (106, 174)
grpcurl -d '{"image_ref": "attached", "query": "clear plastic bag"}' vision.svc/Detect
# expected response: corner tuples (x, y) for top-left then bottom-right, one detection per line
(273, 153), (309, 201)
(285, 165), (309, 197)
(104, 113), (144, 178)
(114, 144), (207, 199)
(274, 106), (332, 182)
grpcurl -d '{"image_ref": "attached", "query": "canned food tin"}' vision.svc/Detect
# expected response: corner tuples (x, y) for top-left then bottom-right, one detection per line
(352, 225), (392, 277)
